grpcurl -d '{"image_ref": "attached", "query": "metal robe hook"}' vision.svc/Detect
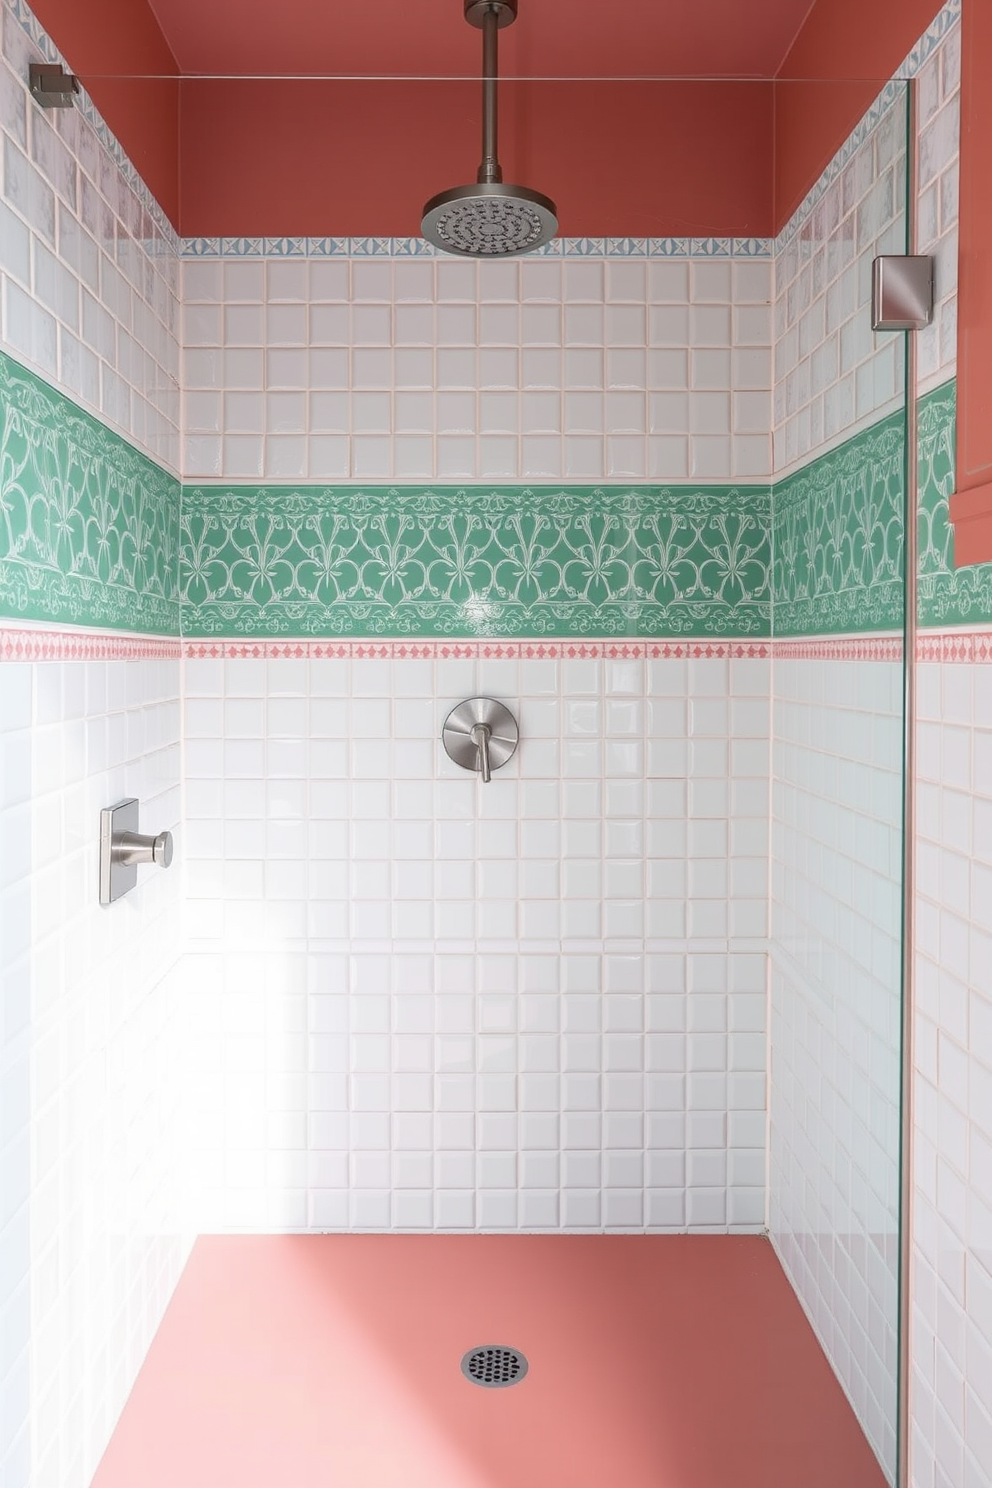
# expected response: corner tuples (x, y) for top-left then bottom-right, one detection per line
(442, 698), (518, 782)
(99, 798), (174, 904)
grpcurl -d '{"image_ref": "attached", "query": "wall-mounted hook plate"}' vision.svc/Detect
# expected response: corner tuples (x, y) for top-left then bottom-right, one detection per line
(29, 63), (78, 108)
(442, 698), (518, 779)
(871, 254), (934, 331)
(99, 798), (174, 905)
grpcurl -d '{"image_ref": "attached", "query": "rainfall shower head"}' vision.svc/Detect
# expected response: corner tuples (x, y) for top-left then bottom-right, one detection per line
(421, 0), (558, 258)
(422, 181), (558, 258)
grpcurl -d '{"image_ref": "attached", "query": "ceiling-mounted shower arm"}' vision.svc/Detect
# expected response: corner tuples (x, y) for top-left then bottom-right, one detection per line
(421, 0), (556, 259)
(465, 0), (517, 186)
(480, 7), (501, 184)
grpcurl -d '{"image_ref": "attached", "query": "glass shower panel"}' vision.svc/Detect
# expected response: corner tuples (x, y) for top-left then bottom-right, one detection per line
(173, 67), (910, 1474)
(35, 45), (915, 1482)
(769, 78), (910, 1484)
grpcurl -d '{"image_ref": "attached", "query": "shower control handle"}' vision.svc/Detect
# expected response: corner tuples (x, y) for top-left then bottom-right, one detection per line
(441, 698), (519, 782)
(472, 722), (492, 783)
(112, 828), (174, 869)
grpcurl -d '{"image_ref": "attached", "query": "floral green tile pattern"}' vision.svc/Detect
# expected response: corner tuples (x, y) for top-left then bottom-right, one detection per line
(772, 407), (906, 636)
(2, 345), (973, 642)
(180, 484), (772, 638)
(0, 350), (180, 633)
(917, 380), (992, 626)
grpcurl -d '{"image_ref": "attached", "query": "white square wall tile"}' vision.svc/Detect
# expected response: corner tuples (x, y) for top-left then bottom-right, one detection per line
(691, 261), (732, 303)
(564, 437), (604, 478)
(648, 261), (690, 303)
(648, 437), (689, 478)
(175, 242), (793, 480)
(177, 642), (771, 1247)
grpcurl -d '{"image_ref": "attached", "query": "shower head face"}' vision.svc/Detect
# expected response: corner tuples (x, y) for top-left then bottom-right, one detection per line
(421, 182), (558, 258)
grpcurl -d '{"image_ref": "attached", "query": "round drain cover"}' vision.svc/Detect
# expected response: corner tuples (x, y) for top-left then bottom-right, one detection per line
(460, 1345), (529, 1388)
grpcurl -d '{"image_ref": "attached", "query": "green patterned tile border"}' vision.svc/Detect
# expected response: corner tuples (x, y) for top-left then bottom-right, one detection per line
(4, 342), (973, 643)
(774, 378), (989, 637)
(772, 407), (906, 636)
(180, 484), (772, 639)
(0, 350), (180, 634)
(917, 380), (992, 626)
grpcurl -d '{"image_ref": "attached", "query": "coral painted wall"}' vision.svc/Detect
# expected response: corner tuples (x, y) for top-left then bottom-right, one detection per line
(27, 0), (949, 240)
(177, 78), (774, 240)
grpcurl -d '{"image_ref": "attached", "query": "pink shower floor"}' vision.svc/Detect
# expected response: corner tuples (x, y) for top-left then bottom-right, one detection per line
(91, 1234), (887, 1488)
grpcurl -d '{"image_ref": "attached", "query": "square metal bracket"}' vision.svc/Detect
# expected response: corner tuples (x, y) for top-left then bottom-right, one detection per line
(871, 255), (934, 331)
(29, 63), (79, 109)
(99, 798), (139, 905)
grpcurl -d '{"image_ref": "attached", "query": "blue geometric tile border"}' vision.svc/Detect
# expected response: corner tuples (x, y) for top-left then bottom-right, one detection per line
(181, 236), (774, 259)
(899, 0), (961, 78)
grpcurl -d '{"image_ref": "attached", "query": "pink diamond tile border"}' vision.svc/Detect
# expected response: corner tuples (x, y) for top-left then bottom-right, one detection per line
(4, 624), (992, 664)
(180, 638), (773, 662)
(0, 626), (182, 662)
(773, 636), (905, 662)
(915, 628), (992, 663)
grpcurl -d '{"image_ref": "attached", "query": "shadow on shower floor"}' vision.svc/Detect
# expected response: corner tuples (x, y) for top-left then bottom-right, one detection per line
(91, 1234), (886, 1488)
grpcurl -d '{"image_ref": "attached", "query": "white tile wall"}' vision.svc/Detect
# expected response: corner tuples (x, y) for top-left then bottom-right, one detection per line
(0, 659), (186, 1488)
(182, 256), (772, 484)
(773, 97), (908, 477)
(769, 15), (963, 1484)
(767, 28), (919, 1470)
(0, 4), (187, 1484)
(770, 658), (904, 1479)
(905, 18), (988, 1488)
(0, 2), (180, 472)
(180, 652), (770, 1233)
(0, 1), (188, 1483)
(915, 13), (960, 397)
(913, 660), (992, 1488)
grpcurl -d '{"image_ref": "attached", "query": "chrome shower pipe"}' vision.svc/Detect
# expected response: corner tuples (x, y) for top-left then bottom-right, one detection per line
(897, 73), (919, 1488)
(421, 0), (556, 258)
(479, 4), (502, 184)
